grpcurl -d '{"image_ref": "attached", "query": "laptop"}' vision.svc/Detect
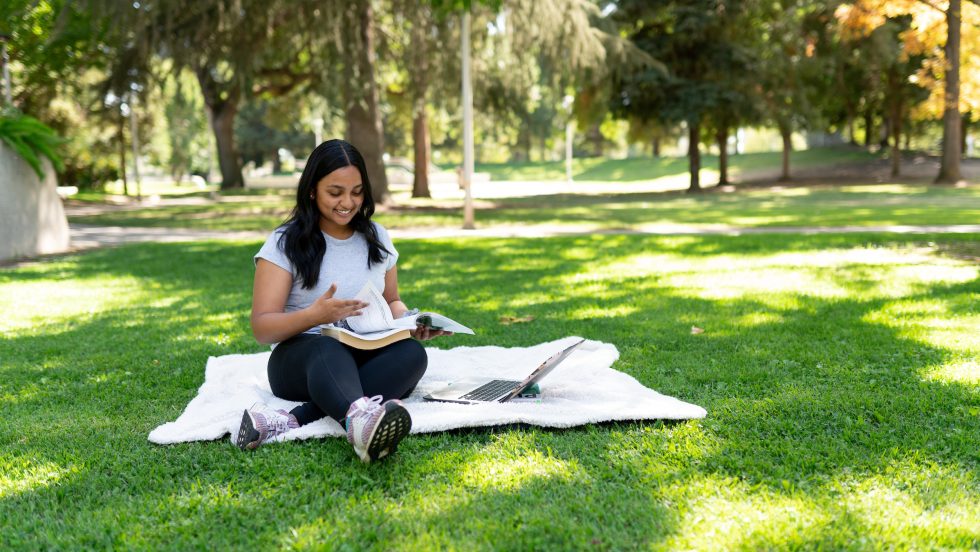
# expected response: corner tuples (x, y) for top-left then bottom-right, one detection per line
(423, 339), (585, 404)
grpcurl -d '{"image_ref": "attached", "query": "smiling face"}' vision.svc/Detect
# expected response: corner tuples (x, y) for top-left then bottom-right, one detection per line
(314, 165), (364, 238)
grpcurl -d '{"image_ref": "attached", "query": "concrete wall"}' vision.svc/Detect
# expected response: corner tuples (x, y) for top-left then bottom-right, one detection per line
(0, 143), (70, 261)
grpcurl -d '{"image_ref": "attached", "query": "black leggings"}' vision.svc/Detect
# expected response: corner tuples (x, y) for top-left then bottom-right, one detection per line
(267, 333), (428, 426)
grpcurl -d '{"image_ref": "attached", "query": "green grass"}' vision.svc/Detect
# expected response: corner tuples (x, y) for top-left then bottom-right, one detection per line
(67, 183), (980, 232)
(473, 147), (878, 182)
(1, 233), (978, 549)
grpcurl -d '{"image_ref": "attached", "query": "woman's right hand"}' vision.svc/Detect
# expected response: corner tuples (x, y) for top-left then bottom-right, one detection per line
(307, 283), (369, 325)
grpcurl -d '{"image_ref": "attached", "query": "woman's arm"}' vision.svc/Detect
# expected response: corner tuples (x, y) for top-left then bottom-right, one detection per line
(382, 265), (409, 319)
(251, 259), (367, 344)
(382, 265), (451, 341)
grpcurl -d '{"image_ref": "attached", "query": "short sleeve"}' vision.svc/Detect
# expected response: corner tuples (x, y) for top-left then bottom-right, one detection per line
(254, 229), (294, 274)
(375, 223), (399, 271)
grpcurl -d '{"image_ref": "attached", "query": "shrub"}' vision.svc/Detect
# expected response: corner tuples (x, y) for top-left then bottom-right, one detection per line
(0, 107), (64, 179)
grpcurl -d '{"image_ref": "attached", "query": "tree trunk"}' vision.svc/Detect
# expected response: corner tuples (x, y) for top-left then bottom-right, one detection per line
(588, 123), (603, 157)
(513, 117), (531, 162)
(864, 110), (874, 148)
(717, 126), (729, 186)
(936, 0), (963, 183)
(652, 136), (660, 157)
(779, 123), (792, 182)
(272, 150), (283, 174)
(687, 121), (701, 193)
(208, 101), (243, 190)
(879, 115), (891, 149)
(117, 104), (129, 196)
(344, 1), (390, 202)
(891, 100), (902, 178)
(962, 112), (969, 155)
(887, 68), (902, 177)
(847, 115), (857, 145)
(412, 108), (431, 198)
(196, 68), (244, 190)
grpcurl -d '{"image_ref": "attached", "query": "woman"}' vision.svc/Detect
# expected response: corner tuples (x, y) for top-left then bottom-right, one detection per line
(238, 139), (449, 462)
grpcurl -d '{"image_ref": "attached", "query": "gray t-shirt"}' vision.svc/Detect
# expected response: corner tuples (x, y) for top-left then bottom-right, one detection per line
(254, 222), (398, 337)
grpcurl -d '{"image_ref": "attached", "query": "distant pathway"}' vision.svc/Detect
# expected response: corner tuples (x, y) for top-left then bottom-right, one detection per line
(66, 222), (980, 254)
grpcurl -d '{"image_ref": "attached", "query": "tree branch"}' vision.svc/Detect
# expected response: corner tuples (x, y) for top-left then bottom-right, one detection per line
(915, 0), (945, 12)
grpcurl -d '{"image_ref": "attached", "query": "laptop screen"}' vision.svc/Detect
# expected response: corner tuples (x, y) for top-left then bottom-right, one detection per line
(517, 339), (585, 389)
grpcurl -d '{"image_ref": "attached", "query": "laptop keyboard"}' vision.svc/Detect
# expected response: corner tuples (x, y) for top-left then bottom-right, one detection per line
(460, 379), (522, 401)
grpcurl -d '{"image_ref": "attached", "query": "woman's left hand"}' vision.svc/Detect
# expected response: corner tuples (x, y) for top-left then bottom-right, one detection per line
(412, 325), (453, 341)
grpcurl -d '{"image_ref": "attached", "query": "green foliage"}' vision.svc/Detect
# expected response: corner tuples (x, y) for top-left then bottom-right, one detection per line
(235, 99), (313, 169)
(0, 108), (65, 179)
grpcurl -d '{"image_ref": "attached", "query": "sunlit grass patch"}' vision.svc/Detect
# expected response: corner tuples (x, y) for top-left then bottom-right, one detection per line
(0, 274), (152, 334)
(665, 478), (832, 549)
(0, 457), (78, 499)
(920, 360), (980, 385)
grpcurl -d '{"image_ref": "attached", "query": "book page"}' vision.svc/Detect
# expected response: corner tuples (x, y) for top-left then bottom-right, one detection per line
(417, 312), (475, 335)
(345, 282), (395, 334)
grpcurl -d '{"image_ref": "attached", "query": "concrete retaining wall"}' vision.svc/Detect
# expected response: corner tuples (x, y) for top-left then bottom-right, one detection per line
(0, 143), (70, 261)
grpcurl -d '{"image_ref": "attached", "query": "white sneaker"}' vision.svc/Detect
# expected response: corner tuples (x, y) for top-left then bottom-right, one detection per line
(236, 403), (299, 451)
(345, 395), (412, 462)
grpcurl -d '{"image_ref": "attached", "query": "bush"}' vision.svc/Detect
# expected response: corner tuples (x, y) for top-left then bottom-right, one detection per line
(0, 107), (64, 179)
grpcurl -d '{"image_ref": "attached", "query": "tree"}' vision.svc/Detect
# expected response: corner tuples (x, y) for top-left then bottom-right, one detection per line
(386, 0), (460, 197)
(755, 0), (835, 182)
(837, 10), (929, 176)
(160, 68), (211, 183)
(702, 2), (761, 186)
(936, 0), (962, 183)
(836, 0), (980, 183)
(2, 1), (128, 188)
(90, 0), (328, 190)
(612, 0), (739, 192)
(341, 1), (391, 202)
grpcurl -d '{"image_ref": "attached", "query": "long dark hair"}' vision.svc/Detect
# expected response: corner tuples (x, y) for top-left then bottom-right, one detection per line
(278, 139), (390, 289)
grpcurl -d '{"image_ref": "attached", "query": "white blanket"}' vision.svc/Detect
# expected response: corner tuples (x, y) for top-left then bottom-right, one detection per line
(149, 336), (706, 445)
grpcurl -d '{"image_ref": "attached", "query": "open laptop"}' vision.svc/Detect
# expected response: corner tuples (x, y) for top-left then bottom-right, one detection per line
(424, 339), (585, 404)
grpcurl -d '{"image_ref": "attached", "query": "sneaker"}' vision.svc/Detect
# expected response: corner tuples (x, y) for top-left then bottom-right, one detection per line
(236, 403), (299, 451)
(345, 395), (412, 463)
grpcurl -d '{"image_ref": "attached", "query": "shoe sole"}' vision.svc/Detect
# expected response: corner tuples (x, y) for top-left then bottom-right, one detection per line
(366, 402), (412, 462)
(236, 410), (261, 451)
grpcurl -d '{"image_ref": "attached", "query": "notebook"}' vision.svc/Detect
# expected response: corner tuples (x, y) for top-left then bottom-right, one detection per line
(423, 339), (585, 404)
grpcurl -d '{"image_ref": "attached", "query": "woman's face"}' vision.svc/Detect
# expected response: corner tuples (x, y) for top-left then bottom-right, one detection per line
(314, 165), (364, 235)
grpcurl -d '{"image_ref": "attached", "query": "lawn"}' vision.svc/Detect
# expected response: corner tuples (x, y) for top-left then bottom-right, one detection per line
(472, 147), (878, 182)
(1, 232), (978, 549)
(67, 183), (980, 233)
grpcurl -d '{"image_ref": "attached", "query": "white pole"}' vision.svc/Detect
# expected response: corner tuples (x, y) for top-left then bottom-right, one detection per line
(1, 38), (12, 106)
(313, 116), (324, 149)
(461, 11), (475, 230)
(565, 120), (575, 183)
(129, 92), (143, 201)
(562, 94), (574, 184)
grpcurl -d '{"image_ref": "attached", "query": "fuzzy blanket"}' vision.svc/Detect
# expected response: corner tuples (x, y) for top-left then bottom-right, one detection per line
(149, 336), (706, 445)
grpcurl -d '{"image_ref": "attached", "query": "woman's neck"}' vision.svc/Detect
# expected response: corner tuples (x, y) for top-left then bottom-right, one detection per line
(320, 221), (355, 240)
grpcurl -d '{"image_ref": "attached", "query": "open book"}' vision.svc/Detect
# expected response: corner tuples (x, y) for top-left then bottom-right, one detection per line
(320, 281), (474, 349)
